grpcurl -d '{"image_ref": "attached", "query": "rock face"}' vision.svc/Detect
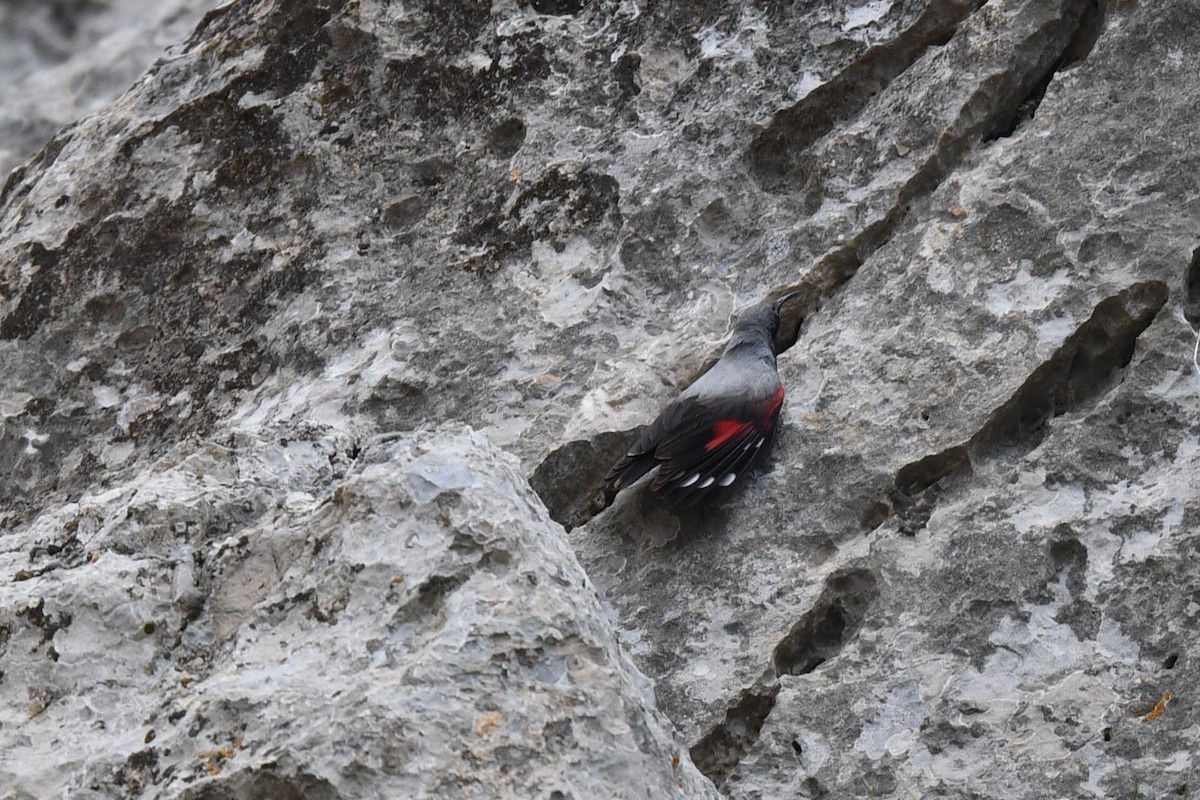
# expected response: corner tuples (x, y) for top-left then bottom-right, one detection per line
(0, 0), (220, 178)
(2, 0), (1199, 797)
(0, 428), (715, 797)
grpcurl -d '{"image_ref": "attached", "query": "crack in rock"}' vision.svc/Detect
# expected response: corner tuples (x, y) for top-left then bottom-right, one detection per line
(765, 0), (1102, 328)
(972, 280), (1168, 455)
(749, 0), (983, 193)
(885, 280), (1169, 533)
(688, 568), (878, 789)
(536, 0), (1101, 532)
(1183, 245), (1200, 329)
(984, 0), (1104, 140)
(528, 430), (635, 531)
(772, 568), (879, 678)
(688, 683), (780, 791)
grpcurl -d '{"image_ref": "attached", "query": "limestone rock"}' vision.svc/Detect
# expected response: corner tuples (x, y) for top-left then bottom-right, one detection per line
(0, 0), (220, 177)
(3, 0), (1200, 798)
(0, 429), (716, 797)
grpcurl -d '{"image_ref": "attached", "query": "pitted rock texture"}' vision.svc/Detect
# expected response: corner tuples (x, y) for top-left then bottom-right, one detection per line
(0, 0), (220, 178)
(2, 0), (1200, 798)
(0, 429), (717, 798)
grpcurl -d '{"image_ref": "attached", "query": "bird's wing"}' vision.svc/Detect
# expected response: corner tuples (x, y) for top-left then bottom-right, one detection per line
(651, 386), (784, 496)
(603, 398), (693, 491)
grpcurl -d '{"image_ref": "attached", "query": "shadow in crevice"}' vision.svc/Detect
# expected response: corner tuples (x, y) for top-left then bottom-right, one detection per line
(689, 684), (780, 789)
(525, 0), (587, 15)
(772, 568), (878, 677)
(984, 0), (1104, 141)
(875, 280), (1169, 534)
(528, 430), (636, 530)
(748, 0), (983, 194)
(971, 280), (1167, 457)
(888, 446), (972, 535)
(689, 567), (878, 788)
(1183, 246), (1200, 329)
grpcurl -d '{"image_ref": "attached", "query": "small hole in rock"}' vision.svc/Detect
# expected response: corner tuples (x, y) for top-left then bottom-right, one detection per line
(1102, 727), (1112, 742)
(613, 52), (641, 97)
(529, 0), (587, 14)
(1163, 653), (1179, 670)
(487, 118), (527, 159)
(1185, 246), (1200, 328)
(860, 501), (890, 530)
(84, 293), (126, 324)
(791, 739), (802, 755)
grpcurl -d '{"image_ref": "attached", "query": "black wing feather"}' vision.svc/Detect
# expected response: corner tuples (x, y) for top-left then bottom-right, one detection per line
(657, 421), (773, 501)
(605, 385), (782, 498)
(604, 398), (701, 491)
(653, 422), (758, 492)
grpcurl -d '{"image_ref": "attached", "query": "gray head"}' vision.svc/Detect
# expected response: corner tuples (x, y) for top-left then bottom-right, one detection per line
(728, 291), (801, 354)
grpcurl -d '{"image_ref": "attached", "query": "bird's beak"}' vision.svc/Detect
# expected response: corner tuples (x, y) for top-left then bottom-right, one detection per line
(771, 287), (805, 354)
(772, 288), (803, 311)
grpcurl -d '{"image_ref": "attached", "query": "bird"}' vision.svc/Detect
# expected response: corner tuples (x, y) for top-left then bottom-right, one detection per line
(605, 291), (799, 503)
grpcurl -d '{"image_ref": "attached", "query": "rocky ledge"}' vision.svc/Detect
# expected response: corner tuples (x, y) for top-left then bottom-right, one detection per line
(2, 0), (1199, 797)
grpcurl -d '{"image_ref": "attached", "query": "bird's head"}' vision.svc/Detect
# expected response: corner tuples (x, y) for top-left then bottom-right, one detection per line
(734, 289), (804, 354)
(770, 288), (805, 353)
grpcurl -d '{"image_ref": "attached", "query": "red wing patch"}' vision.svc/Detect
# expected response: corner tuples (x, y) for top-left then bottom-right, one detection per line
(706, 419), (753, 451)
(763, 385), (785, 423)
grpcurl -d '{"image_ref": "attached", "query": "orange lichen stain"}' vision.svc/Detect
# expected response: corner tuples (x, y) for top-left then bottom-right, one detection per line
(671, 753), (683, 788)
(509, 169), (522, 183)
(474, 712), (502, 736)
(392, 575), (404, 584)
(198, 738), (242, 776)
(1142, 690), (1173, 722)
(949, 204), (967, 217)
(198, 751), (221, 776)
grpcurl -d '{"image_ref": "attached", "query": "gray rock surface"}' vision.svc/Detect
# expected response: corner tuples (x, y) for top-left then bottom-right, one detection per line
(0, 428), (715, 797)
(0, 0), (220, 177)
(2, 0), (1199, 797)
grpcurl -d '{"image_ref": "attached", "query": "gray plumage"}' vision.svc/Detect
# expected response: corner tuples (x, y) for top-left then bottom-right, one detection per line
(605, 293), (796, 501)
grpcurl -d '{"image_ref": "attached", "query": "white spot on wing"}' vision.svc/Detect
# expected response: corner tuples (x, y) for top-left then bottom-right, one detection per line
(680, 473), (700, 488)
(22, 429), (49, 455)
(754, 437), (765, 448)
(718, 473), (736, 486)
(696, 477), (715, 489)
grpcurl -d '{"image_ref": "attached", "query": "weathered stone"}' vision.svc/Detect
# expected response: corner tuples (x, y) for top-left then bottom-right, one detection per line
(0, 0), (219, 178)
(3, 0), (1200, 797)
(0, 429), (715, 797)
